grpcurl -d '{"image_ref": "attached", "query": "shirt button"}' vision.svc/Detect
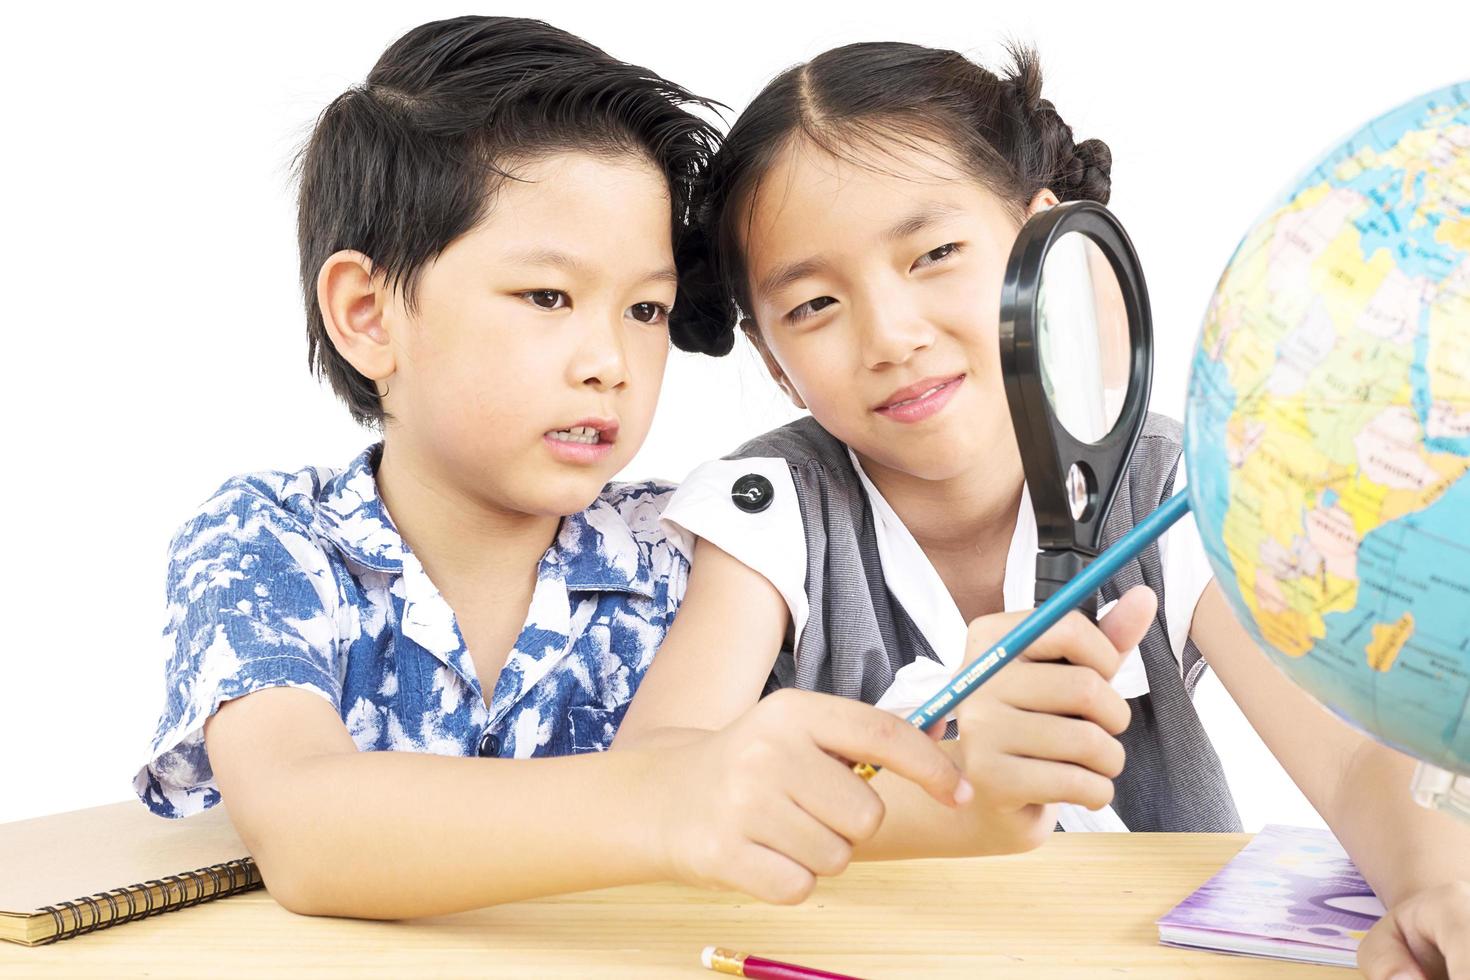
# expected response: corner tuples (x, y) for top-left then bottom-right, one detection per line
(731, 474), (774, 513)
(476, 731), (501, 757)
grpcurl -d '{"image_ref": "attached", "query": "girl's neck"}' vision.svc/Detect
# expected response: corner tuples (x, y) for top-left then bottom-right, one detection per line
(855, 445), (1026, 620)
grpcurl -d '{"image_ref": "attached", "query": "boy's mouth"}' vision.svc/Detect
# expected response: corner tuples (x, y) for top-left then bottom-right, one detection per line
(544, 418), (618, 464)
(546, 418), (618, 445)
(548, 425), (608, 445)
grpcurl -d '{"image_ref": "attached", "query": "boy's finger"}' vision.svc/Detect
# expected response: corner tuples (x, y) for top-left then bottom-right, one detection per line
(788, 751), (890, 844)
(747, 796), (856, 878)
(1098, 585), (1158, 656)
(730, 841), (818, 906)
(801, 696), (967, 806)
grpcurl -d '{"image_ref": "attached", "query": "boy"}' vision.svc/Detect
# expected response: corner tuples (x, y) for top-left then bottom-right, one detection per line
(133, 16), (970, 917)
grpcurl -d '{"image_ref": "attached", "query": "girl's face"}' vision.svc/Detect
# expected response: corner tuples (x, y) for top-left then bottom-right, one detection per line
(742, 137), (1051, 486)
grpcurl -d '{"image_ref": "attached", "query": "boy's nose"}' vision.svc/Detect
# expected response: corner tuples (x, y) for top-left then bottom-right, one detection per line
(572, 314), (630, 391)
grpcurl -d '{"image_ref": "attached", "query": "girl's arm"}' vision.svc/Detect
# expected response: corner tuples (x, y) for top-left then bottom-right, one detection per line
(1190, 582), (1470, 977)
(617, 537), (1155, 860)
(206, 682), (968, 918)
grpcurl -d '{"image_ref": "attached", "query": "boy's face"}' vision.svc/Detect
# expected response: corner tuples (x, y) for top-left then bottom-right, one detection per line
(380, 152), (675, 517)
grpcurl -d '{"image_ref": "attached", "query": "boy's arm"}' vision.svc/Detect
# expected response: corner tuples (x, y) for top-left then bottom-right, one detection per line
(1190, 582), (1470, 977)
(616, 538), (1150, 860)
(207, 683), (967, 918)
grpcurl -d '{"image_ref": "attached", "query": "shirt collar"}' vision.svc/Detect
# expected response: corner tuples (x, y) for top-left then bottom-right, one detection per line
(316, 444), (655, 599)
(315, 444), (406, 572)
(553, 494), (657, 599)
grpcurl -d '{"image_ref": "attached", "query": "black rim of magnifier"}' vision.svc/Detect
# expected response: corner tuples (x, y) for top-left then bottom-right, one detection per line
(998, 199), (1154, 558)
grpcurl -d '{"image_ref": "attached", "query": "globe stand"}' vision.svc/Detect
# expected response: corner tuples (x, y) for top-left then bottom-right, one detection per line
(1410, 763), (1470, 823)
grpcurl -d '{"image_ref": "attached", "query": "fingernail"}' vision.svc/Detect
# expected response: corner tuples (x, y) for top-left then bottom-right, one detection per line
(954, 777), (974, 806)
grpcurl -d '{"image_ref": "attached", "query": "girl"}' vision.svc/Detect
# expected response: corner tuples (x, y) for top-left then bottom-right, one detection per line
(616, 42), (1470, 976)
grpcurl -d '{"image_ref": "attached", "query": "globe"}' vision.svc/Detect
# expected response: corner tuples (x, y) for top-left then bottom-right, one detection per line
(1184, 82), (1470, 801)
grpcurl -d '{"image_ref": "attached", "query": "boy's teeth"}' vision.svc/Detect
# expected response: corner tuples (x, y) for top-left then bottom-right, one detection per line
(550, 426), (601, 445)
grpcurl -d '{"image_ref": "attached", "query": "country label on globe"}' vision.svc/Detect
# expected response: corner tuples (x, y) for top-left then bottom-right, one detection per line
(1185, 81), (1470, 774)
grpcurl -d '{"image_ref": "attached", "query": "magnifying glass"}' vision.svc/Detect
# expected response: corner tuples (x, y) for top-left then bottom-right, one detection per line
(998, 201), (1154, 620)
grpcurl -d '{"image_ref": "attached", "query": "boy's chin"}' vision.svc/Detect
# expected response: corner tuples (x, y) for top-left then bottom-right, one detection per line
(511, 469), (616, 518)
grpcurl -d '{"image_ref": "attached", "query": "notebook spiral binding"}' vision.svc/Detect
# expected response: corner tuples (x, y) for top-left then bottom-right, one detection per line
(35, 857), (261, 945)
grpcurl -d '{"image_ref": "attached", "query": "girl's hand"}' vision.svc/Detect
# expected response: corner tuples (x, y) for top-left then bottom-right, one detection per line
(1357, 881), (1470, 980)
(952, 585), (1157, 818)
(647, 688), (970, 904)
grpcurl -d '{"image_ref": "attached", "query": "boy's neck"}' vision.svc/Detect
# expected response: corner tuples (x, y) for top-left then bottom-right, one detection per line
(374, 439), (561, 597)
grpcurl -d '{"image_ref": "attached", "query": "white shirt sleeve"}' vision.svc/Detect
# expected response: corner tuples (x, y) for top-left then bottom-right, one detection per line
(661, 458), (810, 650)
(1157, 468), (1217, 677)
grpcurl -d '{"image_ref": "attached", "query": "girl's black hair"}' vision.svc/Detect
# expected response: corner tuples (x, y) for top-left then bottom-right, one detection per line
(297, 16), (721, 426)
(670, 42), (1111, 356)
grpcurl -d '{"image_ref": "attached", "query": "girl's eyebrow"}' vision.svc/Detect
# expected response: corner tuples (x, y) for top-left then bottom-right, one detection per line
(757, 257), (829, 301)
(755, 201), (964, 301)
(882, 202), (964, 242)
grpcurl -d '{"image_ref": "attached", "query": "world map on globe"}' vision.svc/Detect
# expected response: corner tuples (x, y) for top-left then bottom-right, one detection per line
(1185, 81), (1470, 778)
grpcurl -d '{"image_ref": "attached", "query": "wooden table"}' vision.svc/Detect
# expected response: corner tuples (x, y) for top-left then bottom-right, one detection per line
(1, 833), (1349, 978)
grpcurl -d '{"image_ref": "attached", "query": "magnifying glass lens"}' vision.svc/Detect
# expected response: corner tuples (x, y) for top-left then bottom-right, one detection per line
(1037, 232), (1131, 445)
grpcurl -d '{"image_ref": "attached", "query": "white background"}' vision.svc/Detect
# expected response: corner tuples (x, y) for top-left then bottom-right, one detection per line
(3, 0), (1466, 827)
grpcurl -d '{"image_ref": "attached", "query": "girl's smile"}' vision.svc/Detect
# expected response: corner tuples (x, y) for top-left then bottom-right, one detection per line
(873, 374), (966, 424)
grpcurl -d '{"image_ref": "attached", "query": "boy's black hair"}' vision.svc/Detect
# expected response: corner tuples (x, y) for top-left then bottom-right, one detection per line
(670, 42), (1111, 356)
(297, 16), (721, 425)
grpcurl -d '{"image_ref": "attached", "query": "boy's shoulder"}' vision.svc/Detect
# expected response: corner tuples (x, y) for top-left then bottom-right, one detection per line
(168, 447), (384, 576)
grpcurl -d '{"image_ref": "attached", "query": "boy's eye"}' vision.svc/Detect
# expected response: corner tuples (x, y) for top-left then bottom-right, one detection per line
(912, 242), (961, 270)
(628, 301), (671, 325)
(523, 290), (569, 310)
(788, 296), (837, 322)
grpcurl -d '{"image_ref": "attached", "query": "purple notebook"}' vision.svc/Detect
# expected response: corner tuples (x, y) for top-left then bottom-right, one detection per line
(1157, 825), (1385, 968)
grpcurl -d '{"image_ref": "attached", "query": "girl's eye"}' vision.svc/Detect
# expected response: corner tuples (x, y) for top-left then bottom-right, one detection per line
(523, 289), (569, 310)
(788, 295), (837, 322)
(628, 301), (672, 325)
(912, 242), (961, 270)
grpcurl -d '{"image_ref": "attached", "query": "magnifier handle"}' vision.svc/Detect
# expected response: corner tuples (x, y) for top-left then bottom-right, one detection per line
(1035, 549), (1098, 622)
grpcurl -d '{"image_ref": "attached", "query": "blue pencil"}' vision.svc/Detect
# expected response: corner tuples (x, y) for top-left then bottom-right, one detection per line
(853, 492), (1193, 780)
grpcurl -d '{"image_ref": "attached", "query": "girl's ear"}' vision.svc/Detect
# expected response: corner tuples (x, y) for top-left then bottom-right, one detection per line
(317, 250), (396, 390)
(1026, 188), (1061, 217)
(743, 319), (807, 410)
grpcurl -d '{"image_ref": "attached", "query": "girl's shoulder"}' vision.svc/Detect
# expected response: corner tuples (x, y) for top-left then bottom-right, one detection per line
(728, 415), (850, 470)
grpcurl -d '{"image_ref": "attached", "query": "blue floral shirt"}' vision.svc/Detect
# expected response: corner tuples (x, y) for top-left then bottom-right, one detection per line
(135, 444), (689, 818)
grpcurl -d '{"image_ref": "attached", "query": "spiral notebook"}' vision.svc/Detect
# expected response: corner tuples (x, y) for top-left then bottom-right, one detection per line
(1157, 825), (1385, 968)
(0, 800), (259, 946)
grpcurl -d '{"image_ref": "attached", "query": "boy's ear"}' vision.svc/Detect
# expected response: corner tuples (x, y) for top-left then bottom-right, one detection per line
(743, 318), (807, 410)
(1026, 188), (1061, 217)
(317, 250), (395, 386)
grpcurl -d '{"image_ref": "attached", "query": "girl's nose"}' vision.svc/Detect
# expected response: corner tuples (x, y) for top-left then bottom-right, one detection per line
(857, 299), (936, 370)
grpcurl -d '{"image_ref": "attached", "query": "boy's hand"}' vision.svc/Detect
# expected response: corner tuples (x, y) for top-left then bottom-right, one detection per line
(648, 689), (971, 904)
(952, 585), (1157, 818)
(1356, 881), (1470, 980)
